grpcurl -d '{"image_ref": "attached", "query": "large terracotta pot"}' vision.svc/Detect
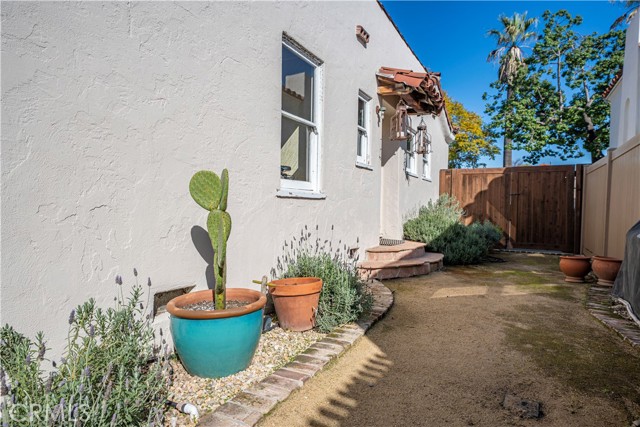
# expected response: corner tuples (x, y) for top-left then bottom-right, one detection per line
(269, 277), (323, 332)
(591, 256), (622, 286)
(559, 255), (591, 283)
(167, 288), (266, 378)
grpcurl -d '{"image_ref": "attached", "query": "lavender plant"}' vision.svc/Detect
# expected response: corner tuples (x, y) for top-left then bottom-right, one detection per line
(272, 226), (372, 332)
(0, 272), (170, 426)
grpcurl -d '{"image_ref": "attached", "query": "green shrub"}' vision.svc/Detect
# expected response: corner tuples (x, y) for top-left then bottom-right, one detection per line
(403, 196), (502, 265)
(273, 227), (373, 332)
(403, 194), (463, 245)
(0, 273), (170, 426)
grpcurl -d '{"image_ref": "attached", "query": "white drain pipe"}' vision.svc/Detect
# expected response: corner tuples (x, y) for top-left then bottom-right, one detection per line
(166, 400), (199, 422)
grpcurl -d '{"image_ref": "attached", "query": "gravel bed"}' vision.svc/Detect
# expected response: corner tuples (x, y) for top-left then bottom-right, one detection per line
(165, 325), (325, 426)
(182, 300), (246, 311)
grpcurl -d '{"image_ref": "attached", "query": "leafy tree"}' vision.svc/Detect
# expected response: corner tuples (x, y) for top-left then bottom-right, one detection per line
(611, 0), (639, 28)
(484, 10), (624, 164)
(444, 92), (499, 168)
(486, 12), (538, 167)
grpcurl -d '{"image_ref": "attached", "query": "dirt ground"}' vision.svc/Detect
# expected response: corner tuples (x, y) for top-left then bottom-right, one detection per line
(258, 253), (640, 427)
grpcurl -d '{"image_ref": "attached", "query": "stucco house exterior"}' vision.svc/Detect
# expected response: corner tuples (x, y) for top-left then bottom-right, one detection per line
(605, 9), (639, 149)
(1, 2), (453, 355)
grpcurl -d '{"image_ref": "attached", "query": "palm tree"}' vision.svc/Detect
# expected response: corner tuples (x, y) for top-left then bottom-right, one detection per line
(487, 12), (538, 167)
(611, 0), (640, 29)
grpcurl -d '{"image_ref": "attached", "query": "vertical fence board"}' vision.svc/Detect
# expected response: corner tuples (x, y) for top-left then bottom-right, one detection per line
(439, 165), (580, 253)
(581, 135), (639, 258)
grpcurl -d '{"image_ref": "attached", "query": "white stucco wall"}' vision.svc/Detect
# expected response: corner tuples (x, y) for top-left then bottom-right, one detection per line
(609, 10), (640, 148)
(608, 81), (622, 148)
(1, 1), (450, 356)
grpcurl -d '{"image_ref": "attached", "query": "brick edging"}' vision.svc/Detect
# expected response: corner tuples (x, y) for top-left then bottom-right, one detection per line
(586, 284), (640, 347)
(198, 280), (394, 426)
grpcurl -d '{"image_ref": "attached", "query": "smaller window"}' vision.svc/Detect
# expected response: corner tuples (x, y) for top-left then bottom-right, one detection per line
(405, 129), (417, 176)
(356, 91), (371, 166)
(422, 151), (431, 181)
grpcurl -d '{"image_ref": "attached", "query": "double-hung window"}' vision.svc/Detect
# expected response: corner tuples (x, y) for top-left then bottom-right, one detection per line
(280, 36), (323, 193)
(356, 91), (371, 167)
(422, 150), (432, 180)
(405, 129), (417, 176)
(422, 131), (432, 180)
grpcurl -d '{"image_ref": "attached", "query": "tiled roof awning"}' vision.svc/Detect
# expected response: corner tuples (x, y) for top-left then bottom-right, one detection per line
(377, 67), (445, 115)
(602, 70), (622, 99)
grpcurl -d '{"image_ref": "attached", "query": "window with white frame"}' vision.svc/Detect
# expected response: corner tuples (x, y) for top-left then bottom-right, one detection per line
(356, 91), (371, 166)
(422, 150), (432, 180)
(280, 36), (323, 192)
(405, 129), (417, 176)
(422, 130), (432, 180)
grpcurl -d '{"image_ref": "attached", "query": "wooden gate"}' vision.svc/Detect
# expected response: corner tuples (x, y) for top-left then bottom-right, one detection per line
(440, 165), (582, 253)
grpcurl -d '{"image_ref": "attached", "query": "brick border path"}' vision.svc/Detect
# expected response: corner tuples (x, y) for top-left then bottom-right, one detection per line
(586, 284), (640, 347)
(198, 280), (394, 427)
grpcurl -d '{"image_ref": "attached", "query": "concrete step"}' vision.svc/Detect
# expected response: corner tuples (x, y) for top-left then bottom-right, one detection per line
(358, 253), (444, 281)
(365, 241), (427, 262)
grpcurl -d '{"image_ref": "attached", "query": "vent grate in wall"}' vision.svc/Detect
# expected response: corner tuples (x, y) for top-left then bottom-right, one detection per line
(379, 237), (405, 246)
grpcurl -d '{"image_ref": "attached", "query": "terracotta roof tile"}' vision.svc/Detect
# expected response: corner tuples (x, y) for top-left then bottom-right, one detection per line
(603, 70), (623, 99)
(377, 67), (445, 116)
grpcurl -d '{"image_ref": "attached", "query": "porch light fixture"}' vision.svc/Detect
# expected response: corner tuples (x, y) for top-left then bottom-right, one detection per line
(390, 100), (409, 141)
(415, 116), (430, 154)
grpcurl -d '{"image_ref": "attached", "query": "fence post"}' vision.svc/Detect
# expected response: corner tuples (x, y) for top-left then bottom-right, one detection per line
(602, 148), (615, 256)
(574, 164), (583, 254)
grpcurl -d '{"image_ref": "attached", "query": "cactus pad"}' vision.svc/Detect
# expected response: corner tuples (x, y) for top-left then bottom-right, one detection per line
(189, 171), (221, 211)
(207, 210), (232, 247)
(220, 169), (229, 211)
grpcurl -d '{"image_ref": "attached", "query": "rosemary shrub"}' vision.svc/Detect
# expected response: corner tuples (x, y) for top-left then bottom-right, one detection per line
(0, 273), (170, 426)
(273, 226), (372, 332)
(403, 195), (502, 265)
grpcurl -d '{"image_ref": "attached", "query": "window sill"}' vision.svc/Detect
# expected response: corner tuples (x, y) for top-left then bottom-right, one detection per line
(422, 177), (432, 182)
(355, 162), (373, 170)
(405, 171), (419, 178)
(276, 188), (327, 200)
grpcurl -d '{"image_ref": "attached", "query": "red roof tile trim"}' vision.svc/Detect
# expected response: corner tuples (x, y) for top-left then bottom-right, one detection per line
(603, 70), (623, 99)
(377, 67), (445, 116)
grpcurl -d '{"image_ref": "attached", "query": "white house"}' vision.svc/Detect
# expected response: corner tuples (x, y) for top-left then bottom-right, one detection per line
(605, 9), (640, 148)
(1, 2), (453, 355)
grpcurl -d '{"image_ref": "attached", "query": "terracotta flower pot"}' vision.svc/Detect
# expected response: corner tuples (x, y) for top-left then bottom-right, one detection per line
(559, 255), (591, 283)
(591, 256), (622, 286)
(269, 277), (323, 332)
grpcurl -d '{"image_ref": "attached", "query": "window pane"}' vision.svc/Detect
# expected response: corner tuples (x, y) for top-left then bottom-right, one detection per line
(357, 129), (366, 157)
(358, 98), (366, 127)
(282, 46), (315, 122)
(281, 115), (312, 182)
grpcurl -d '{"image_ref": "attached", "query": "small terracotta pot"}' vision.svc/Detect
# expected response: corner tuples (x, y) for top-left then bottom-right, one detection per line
(591, 256), (622, 286)
(269, 277), (323, 332)
(559, 255), (591, 283)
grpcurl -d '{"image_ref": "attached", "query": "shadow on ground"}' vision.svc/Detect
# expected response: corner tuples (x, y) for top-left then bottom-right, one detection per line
(259, 253), (640, 427)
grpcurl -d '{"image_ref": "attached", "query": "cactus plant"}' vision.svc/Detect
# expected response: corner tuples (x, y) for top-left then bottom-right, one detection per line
(189, 169), (232, 309)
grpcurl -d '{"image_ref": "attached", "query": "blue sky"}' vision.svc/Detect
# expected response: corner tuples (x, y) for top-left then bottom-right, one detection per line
(381, 1), (624, 167)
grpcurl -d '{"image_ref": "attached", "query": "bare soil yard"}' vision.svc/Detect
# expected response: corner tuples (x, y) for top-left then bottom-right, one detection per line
(259, 253), (640, 427)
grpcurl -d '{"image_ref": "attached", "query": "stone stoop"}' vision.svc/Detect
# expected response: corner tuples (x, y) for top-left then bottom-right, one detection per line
(357, 241), (444, 280)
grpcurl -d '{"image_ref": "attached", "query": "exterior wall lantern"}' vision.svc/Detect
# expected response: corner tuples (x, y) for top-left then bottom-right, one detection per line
(390, 100), (409, 141)
(415, 116), (430, 154)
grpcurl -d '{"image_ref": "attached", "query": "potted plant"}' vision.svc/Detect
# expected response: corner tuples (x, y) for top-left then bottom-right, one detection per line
(559, 255), (591, 283)
(167, 169), (266, 378)
(591, 256), (623, 286)
(269, 277), (323, 331)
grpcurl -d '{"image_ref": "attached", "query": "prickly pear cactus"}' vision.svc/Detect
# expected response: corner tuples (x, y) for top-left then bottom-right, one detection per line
(189, 169), (232, 309)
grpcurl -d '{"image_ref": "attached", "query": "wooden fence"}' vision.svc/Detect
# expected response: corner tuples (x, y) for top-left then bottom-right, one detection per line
(440, 165), (582, 253)
(581, 135), (640, 259)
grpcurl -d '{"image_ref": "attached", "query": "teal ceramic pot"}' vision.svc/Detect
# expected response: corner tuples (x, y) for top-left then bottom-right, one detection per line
(167, 288), (266, 378)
